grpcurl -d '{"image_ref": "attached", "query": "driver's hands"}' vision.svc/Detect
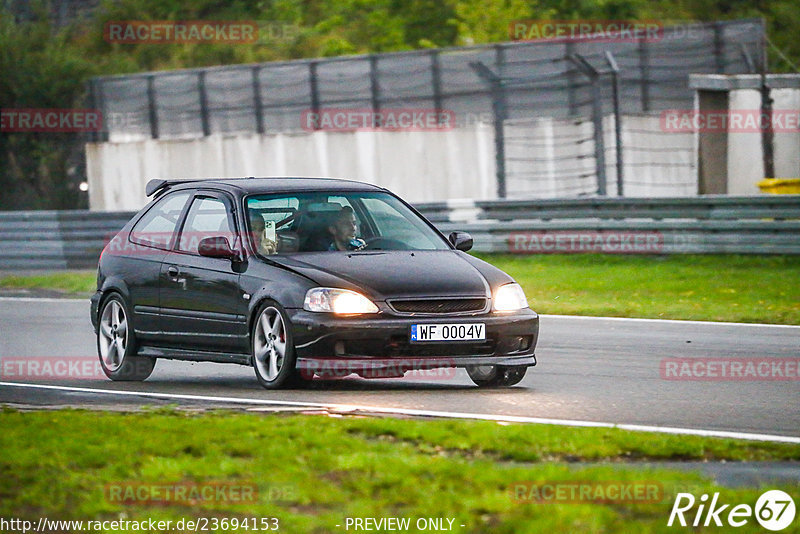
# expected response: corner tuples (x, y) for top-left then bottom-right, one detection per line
(347, 238), (367, 251)
(259, 231), (278, 255)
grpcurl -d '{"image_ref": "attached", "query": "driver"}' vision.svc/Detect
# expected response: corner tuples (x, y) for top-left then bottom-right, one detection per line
(250, 213), (278, 255)
(328, 206), (366, 251)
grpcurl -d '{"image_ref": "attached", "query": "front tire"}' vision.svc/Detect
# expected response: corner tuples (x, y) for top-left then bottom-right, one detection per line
(466, 365), (527, 388)
(97, 294), (155, 381)
(252, 301), (304, 389)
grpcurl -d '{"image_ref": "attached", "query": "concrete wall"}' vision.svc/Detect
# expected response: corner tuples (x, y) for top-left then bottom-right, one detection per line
(725, 87), (800, 194)
(87, 125), (496, 211)
(504, 114), (695, 198)
(726, 89), (764, 195)
(690, 74), (800, 195)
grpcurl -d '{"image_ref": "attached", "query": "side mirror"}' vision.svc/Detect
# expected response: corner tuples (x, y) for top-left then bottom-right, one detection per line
(198, 236), (238, 260)
(448, 231), (473, 252)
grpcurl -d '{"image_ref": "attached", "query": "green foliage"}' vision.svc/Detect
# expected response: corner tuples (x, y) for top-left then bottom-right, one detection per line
(0, 7), (99, 209)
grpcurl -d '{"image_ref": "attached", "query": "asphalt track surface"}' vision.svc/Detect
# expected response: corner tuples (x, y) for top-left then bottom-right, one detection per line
(0, 298), (798, 440)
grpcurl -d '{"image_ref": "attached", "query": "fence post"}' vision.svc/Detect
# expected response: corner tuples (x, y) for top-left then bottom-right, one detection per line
(87, 78), (108, 143)
(605, 51), (623, 196)
(252, 65), (265, 134)
(565, 42), (578, 116)
(369, 55), (381, 113)
(198, 71), (211, 137)
(430, 50), (443, 114)
(470, 60), (507, 199)
(713, 22), (725, 73)
(759, 20), (775, 179)
(146, 75), (159, 139)
(637, 40), (650, 112)
(569, 54), (607, 196)
(309, 61), (320, 130)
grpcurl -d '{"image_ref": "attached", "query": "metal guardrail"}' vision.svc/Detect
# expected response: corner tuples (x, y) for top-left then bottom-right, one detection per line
(0, 210), (135, 270)
(0, 196), (798, 270)
(419, 196), (800, 254)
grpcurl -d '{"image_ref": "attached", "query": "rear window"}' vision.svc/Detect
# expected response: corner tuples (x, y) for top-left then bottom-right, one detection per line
(129, 192), (190, 250)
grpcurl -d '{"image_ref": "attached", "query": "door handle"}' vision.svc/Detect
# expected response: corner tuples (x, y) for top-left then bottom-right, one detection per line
(167, 266), (179, 278)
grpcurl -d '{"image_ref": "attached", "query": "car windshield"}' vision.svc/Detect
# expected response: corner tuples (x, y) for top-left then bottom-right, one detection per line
(246, 191), (449, 254)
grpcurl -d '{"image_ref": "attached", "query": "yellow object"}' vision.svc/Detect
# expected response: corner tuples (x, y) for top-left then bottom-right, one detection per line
(757, 178), (800, 194)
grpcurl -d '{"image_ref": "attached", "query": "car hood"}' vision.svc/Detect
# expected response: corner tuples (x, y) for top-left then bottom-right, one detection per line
(269, 250), (490, 300)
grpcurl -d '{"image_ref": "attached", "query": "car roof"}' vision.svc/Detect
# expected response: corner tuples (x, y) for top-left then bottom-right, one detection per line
(149, 177), (385, 197)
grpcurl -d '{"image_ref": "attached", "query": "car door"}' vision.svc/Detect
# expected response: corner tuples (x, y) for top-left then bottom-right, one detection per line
(158, 191), (248, 353)
(124, 191), (192, 340)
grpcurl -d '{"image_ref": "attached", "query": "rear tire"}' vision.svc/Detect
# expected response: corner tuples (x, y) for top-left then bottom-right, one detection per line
(252, 301), (305, 389)
(466, 365), (527, 388)
(97, 294), (155, 381)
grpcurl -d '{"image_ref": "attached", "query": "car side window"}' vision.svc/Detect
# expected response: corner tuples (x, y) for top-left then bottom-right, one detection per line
(177, 196), (233, 255)
(129, 192), (191, 250)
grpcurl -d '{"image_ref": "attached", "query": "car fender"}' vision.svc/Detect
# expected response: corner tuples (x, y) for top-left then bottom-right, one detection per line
(98, 276), (132, 308)
(244, 280), (310, 335)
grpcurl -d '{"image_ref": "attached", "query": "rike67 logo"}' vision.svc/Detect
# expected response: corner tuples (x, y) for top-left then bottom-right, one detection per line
(668, 490), (796, 531)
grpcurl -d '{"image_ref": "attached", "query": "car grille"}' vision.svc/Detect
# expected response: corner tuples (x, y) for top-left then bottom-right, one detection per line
(388, 298), (487, 314)
(385, 336), (497, 357)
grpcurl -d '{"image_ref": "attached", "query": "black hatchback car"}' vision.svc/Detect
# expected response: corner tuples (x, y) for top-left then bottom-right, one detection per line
(90, 177), (539, 389)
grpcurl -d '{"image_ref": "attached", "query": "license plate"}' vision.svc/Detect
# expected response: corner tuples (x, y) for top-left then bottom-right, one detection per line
(410, 323), (485, 342)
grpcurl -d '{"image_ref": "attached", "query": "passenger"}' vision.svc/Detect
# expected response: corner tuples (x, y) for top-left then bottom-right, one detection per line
(328, 206), (366, 251)
(250, 213), (277, 255)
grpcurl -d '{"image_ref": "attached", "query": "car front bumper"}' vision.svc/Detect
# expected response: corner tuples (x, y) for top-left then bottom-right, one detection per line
(288, 308), (539, 377)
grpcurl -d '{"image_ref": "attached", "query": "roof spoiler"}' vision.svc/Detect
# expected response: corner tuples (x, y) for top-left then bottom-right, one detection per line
(145, 179), (170, 197)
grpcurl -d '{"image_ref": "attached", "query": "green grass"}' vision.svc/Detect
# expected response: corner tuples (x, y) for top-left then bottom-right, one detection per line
(2, 254), (800, 324)
(1, 409), (798, 533)
(473, 254), (800, 325)
(0, 271), (95, 296)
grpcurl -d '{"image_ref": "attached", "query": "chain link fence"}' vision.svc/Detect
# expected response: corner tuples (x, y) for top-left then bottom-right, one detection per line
(89, 19), (765, 198)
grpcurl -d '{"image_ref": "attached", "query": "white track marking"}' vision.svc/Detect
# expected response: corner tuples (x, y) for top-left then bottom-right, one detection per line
(1, 381), (798, 444)
(0, 297), (87, 303)
(542, 314), (800, 329)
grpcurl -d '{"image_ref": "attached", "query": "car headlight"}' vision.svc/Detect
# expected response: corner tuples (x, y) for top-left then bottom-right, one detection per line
(493, 283), (528, 312)
(304, 288), (379, 314)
